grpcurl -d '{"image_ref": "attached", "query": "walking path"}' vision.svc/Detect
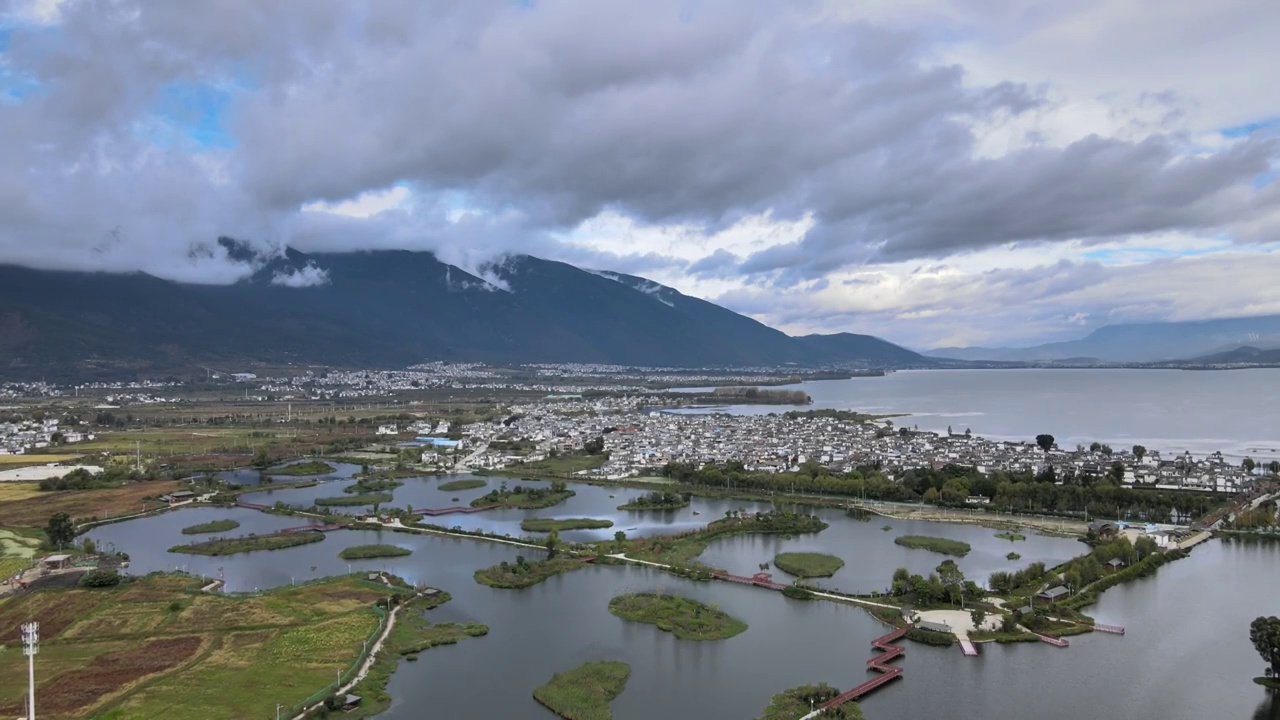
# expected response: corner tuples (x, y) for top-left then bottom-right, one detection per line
(288, 581), (415, 720)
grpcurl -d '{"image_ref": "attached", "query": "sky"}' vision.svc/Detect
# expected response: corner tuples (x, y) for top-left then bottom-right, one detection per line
(1, 0), (1278, 350)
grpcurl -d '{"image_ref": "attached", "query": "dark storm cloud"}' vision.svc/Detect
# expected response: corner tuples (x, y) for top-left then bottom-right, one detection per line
(0, 0), (1275, 282)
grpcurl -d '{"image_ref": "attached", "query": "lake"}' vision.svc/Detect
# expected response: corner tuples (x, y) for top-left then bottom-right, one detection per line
(675, 368), (1280, 461)
(84, 496), (1280, 719)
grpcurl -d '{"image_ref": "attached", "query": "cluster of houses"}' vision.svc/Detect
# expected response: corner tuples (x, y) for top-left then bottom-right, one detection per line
(450, 397), (1261, 494)
(0, 417), (95, 456)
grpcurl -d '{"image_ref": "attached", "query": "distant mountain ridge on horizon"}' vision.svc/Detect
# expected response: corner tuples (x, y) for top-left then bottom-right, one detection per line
(0, 243), (930, 379)
(929, 315), (1280, 363)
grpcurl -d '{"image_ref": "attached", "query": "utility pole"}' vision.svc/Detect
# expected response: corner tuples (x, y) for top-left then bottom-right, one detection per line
(22, 621), (38, 720)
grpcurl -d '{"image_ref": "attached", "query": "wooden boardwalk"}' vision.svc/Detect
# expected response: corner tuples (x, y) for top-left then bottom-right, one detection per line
(814, 626), (909, 714)
(413, 505), (499, 517)
(710, 570), (788, 590)
(959, 639), (978, 656)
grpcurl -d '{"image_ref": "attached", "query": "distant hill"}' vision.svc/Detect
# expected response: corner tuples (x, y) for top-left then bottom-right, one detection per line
(0, 245), (930, 378)
(1189, 345), (1280, 365)
(929, 315), (1280, 363)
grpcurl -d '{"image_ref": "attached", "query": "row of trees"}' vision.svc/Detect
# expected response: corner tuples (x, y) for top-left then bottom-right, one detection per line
(889, 561), (982, 607)
(660, 460), (1223, 523)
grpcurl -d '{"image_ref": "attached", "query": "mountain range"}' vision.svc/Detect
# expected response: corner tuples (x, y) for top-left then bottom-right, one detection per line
(929, 315), (1280, 363)
(0, 242), (927, 379)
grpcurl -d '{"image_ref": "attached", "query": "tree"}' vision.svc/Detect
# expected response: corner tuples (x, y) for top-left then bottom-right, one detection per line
(969, 608), (986, 629)
(584, 436), (606, 455)
(545, 529), (560, 558)
(1036, 434), (1055, 453)
(1251, 616), (1280, 677)
(1243, 457), (1257, 475)
(936, 560), (966, 607)
(614, 530), (626, 545)
(46, 512), (76, 548)
(251, 447), (271, 469)
(1132, 445), (1147, 462)
(1269, 461), (1280, 476)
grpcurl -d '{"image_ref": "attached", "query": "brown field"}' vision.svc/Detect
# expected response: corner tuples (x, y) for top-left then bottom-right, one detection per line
(32, 636), (205, 716)
(0, 574), (390, 719)
(0, 481), (179, 527)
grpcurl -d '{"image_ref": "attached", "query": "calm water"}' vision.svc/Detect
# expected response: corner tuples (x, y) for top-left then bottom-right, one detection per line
(678, 368), (1280, 460)
(240, 474), (782, 543)
(85, 500), (1280, 719)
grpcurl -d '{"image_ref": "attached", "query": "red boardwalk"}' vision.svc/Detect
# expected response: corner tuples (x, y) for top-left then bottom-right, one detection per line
(711, 571), (787, 590)
(279, 524), (344, 534)
(820, 626), (909, 712)
(414, 505), (499, 517)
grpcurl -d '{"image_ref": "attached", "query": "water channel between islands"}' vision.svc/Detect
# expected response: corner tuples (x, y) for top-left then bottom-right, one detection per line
(87, 474), (1280, 720)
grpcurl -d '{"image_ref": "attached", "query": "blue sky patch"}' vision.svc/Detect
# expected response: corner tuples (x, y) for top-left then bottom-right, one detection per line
(1220, 117), (1280, 139)
(152, 81), (236, 148)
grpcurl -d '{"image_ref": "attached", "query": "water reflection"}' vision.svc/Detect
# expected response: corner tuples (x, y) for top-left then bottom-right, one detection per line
(84, 496), (1280, 719)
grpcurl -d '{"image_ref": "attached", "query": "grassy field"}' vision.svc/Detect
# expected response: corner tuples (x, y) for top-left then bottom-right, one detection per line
(169, 531), (325, 556)
(474, 556), (586, 589)
(520, 518), (614, 532)
(608, 593), (747, 641)
(339, 544), (412, 560)
(773, 552), (845, 578)
(625, 513), (829, 567)
(0, 482), (43, 502)
(181, 520), (240, 535)
(533, 661), (631, 720)
(756, 684), (864, 720)
(438, 478), (486, 492)
(0, 481), (180, 527)
(503, 453), (608, 478)
(893, 535), (972, 557)
(316, 492), (394, 507)
(269, 460), (337, 476)
(472, 486), (575, 509)
(0, 454), (74, 466)
(0, 527), (43, 579)
(0, 573), (390, 719)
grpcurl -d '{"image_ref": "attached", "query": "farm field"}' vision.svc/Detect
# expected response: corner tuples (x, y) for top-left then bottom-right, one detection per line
(0, 483), (43, 502)
(0, 482), (180, 527)
(0, 573), (390, 719)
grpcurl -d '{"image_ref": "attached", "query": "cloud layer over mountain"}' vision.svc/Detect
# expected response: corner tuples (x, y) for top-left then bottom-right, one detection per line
(1, 0), (1277, 347)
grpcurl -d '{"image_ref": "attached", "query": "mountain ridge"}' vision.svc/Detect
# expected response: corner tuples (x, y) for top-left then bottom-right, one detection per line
(928, 315), (1280, 363)
(0, 247), (930, 379)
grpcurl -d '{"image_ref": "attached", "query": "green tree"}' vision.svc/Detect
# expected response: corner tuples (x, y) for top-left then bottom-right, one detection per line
(46, 512), (76, 548)
(546, 529), (560, 559)
(969, 608), (986, 629)
(936, 560), (966, 607)
(1243, 457), (1257, 474)
(614, 530), (626, 546)
(1132, 445), (1147, 462)
(251, 447), (271, 469)
(1251, 616), (1280, 677)
(1036, 434), (1055, 453)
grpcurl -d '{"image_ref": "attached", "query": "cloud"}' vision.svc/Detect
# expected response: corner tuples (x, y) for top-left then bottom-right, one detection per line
(270, 262), (330, 288)
(0, 0), (1277, 344)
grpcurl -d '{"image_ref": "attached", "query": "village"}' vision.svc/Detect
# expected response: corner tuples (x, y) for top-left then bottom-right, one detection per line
(449, 396), (1260, 494)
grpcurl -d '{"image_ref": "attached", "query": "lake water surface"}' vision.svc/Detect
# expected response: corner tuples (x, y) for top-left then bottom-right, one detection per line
(85, 497), (1280, 719)
(677, 368), (1280, 461)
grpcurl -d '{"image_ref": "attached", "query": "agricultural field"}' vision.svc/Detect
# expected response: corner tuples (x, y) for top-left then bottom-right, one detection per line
(0, 573), (390, 719)
(0, 481), (180, 527)
(0, 527), (43, 580)
(0, 454), (76, 466)
(0, 482), (43, 502)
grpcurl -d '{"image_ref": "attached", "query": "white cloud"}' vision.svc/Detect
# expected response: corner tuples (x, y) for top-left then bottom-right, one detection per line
(270, 262), (331, 288)
(302, 186), (410, 219)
